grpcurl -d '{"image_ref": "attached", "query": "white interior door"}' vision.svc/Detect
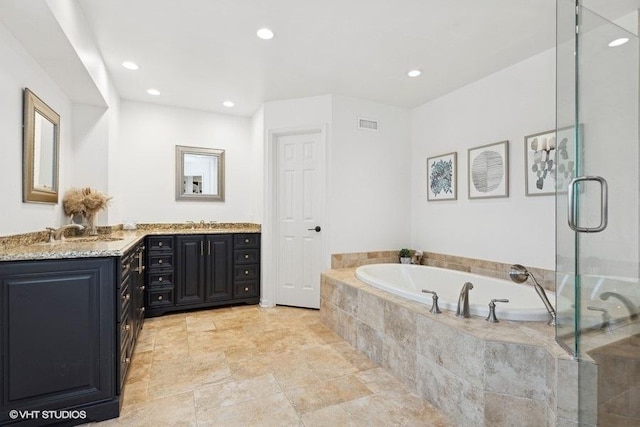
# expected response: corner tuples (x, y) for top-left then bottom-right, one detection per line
(275, 131), (325, 308)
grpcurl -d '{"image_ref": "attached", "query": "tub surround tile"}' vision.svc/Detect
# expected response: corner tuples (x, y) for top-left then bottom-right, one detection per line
(485, 392), (547, 427)
(383, 299), (417, 350)
(320, 267), (592, 427)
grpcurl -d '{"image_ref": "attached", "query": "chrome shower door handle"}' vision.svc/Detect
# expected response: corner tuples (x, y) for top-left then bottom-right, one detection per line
(567, 176), (608, 233)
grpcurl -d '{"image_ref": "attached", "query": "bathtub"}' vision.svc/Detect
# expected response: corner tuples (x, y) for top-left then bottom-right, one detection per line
(355, 263), (555, 322)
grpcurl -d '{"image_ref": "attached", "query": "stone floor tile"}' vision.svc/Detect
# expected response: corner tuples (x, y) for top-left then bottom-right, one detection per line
(284, 374), (373, 414)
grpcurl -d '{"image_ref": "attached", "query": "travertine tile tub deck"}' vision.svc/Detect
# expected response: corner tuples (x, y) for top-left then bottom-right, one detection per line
(320, 268), (585, 427)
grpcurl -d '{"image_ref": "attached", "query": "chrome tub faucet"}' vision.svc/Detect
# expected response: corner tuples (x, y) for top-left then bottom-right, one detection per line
(456, 282), (474, 318)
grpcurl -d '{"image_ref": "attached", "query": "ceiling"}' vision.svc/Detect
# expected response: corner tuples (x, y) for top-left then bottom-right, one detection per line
(73, 0), (562, 116)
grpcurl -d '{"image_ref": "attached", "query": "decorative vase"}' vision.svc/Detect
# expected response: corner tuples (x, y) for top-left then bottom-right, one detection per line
(85, 212), (98, 235)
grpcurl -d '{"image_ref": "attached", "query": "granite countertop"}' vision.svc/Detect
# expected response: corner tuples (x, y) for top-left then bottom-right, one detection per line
(0, 223), (261, 262)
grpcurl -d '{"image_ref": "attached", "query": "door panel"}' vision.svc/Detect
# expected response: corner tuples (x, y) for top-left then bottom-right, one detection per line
(206, 234), (233, 301)
(175, 235), (205, 305)
(276, 131), (324, 308)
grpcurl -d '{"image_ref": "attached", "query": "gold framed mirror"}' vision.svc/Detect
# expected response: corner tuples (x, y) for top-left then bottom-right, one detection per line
(23, 88), (60, 204)
(175, 145), (225, 201)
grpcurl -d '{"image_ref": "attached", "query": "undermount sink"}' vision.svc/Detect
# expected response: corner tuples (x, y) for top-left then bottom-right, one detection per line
(36, 235), (124, 246)
(65, 236), (124, 243)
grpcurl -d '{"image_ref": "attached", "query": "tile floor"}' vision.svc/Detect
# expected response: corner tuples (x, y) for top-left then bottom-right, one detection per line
(91, 305), (452, 426)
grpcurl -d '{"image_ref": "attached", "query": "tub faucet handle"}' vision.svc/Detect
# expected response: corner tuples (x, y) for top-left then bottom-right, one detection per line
(421, 289), (441, 314)
(486, 299), (509, 323)
(587, 306), (613, 332)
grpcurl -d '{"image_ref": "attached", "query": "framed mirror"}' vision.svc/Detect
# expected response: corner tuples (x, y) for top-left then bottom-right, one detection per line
(175, 145), (225, 201)
(23, 88), (60, 204)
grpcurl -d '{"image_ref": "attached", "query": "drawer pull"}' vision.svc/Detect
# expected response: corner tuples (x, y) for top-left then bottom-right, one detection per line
(245, 270), (249, 275)
(125, 357), (131, 364)
(158, 259), (163, 264)
(140, 285), (145, 291)
(244, 254), (249, 259)
(123, 294), (131, 301)
(159, 242), (163, 247)
(244, 287), (249, 292)
(158, 295), (163, 301)
(124, 324), (131, 331)
(245, 239), (249, 243)
(140, 307), (145, 313)
(159, 277), (163, 282)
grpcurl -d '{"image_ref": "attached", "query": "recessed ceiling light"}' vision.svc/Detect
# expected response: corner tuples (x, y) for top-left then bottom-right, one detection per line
(407, 69), (422, 77)
(147, 88), (160, 96)
(122, 61), (139, 70)
(256, 28), (274, 40)
(608, 37), (629, 47)
(223, 101), (235, 108)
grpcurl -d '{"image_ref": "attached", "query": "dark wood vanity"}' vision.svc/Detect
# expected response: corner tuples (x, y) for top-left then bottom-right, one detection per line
(0, 227), (260, 426)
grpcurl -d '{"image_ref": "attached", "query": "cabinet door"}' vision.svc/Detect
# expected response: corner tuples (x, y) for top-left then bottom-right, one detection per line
(175, 235), (205, 305)
(0, 258), (115, 420)
(205, 234), (233, 302)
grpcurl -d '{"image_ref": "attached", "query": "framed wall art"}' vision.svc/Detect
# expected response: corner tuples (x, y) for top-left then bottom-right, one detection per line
(467, 140), (509, 199)
(524, 126), (578, 196)
(427, 152), (457, 201)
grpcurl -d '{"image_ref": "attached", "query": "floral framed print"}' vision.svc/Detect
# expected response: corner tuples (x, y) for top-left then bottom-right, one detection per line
(525, 126), (578, 196)
(467, 140), (509, 199)
(427, 152), (457, 201)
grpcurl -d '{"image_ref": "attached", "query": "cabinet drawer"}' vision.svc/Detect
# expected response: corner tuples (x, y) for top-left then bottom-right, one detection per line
(147, 287), (174, 307)
(234, 265), (259, 281)
(234, 249), (259, 264)
(148, 236), (173, 251)
(148, 271), (173, 287)
(234, 234), (260, 248)
(234, 281), (259, 298)
(148, 253), (174, 270)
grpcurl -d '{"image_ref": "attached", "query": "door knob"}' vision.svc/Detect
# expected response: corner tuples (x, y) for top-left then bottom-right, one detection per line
(307, 226), (321, 232)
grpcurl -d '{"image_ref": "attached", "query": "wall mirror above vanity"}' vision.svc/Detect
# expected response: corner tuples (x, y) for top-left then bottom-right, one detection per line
(23, 88), (60, 204)
(175, 145), (225, 201)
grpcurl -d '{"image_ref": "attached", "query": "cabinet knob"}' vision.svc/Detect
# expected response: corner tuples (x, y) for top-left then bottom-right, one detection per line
(140, 307), (145, 313)
(245, 239), (249, 243)
(245, 270), (249, 275)
(158, 295), (163, 301)
(159, 242), (163, 247)
(244, 287), (249, 292)
(124, 294), (131, 301)
(140, 286), (145, 291)
(158, 259), (163, 264)
(124, 324), (131, 331)
(158, 277), (163, 282)
(125, 357), (131, 364)
(244, 254), (249, 259)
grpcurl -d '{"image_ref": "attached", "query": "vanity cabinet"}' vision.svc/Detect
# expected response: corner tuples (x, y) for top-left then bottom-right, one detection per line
(118, 242), (145, 392)
(0, 258), (118, 425)
(145, 236), (175, 317)
(145, 233), (260, 317)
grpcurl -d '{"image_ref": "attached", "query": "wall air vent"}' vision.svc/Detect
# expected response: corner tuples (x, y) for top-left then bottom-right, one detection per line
(357, 117), (379, 131)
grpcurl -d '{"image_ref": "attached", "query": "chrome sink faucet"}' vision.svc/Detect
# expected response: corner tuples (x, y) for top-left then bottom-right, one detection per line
(456, 282), (474, 318)
(46, 224), (85, 242)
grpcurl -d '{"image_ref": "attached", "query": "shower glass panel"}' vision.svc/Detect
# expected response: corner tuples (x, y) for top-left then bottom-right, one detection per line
(557, 0), (639, 424)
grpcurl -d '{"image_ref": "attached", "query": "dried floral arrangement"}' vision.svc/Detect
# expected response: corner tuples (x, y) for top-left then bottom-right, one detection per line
(62, 187), (112, 231)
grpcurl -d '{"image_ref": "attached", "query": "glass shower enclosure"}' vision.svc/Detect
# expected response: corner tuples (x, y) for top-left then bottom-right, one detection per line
(556, 0), (640, 424)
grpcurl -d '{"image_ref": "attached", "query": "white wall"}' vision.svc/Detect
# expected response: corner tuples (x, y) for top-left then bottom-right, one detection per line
(0, 22), (73, 235)
(330, 95), (411, 253)
(411, 48), (556, 269)
(117, 101), (256, 224)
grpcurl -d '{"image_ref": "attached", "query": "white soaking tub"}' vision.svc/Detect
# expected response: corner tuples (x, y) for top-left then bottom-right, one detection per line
(355, 263), (555, 321)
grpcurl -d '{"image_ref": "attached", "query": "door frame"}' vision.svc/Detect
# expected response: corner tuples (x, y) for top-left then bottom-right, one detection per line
(261, 124), (329, 308)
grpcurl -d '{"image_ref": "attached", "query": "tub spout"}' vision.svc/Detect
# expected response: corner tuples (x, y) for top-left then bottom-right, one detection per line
(456, 282), (473, 318)
(600, 292), (639, 320)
